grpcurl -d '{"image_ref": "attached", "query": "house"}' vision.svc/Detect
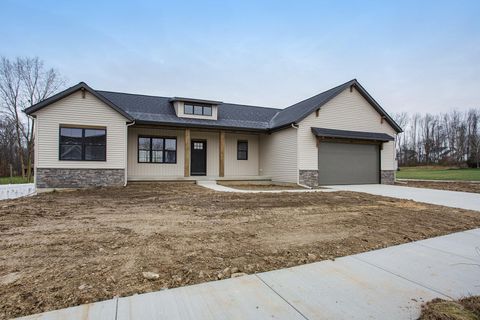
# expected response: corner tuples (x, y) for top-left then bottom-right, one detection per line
(24, 79), (402, 189)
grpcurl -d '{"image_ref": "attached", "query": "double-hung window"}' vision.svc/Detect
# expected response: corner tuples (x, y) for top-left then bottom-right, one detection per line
(138, 136), (177, 163)
(237, 140), (248, 160)
(59, 127), (106, 161)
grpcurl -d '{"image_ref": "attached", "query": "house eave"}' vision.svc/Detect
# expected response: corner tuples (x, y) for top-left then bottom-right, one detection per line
(133, 120), (268, 133)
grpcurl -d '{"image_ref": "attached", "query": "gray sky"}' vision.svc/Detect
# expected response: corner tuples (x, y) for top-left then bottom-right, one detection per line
(2, 0), (479, 114)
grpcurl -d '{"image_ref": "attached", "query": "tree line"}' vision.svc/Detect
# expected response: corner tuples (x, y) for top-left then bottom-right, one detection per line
(393, 109), (480, 168)
(1, 56), (479, 180)
(0, 57), (64, 180)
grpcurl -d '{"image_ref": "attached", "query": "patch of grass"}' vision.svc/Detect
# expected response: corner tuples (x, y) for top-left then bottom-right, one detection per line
(419, 296), (480, 320)
(397, 167), (480, 181)
(0, 176), (31, 184)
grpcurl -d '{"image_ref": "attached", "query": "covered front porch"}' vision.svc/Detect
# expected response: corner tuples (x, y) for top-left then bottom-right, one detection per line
(126, 125), (270, 182)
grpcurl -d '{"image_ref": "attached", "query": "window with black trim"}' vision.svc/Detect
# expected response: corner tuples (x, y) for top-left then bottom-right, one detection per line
(237, 140), (248, 160)
(138, 136), (177, 163)
(59, 127), (106, 161)
(184, 104), (212, 116)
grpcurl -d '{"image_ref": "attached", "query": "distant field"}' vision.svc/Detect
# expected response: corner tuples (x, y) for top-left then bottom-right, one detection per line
(0, 176), (30, 184)
(397, 166), (480, 181)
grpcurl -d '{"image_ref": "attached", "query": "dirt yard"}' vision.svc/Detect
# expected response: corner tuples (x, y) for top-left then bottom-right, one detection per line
(1, 183), (480, 319)
(217, 181), (307, 190)
(397, 180), (480, 193)
(419, 296), (480, 319)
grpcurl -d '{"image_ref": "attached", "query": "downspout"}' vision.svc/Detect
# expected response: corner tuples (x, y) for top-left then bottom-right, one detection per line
(290, 123), (312, 189)
(124, 120), (136, 186)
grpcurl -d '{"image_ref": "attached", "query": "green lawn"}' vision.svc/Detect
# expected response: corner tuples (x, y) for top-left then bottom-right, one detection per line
(0, 176), (31, 185)
(397, 167), (480, 181)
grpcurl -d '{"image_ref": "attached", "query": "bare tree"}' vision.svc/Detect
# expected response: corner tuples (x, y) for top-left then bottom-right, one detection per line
(395, 109), (480, 167)
(0, 57), (64, 181)
(392, 112), (408, 164)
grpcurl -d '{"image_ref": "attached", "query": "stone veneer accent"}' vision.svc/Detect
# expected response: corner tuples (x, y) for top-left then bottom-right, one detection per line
(299, 170), (319, 188)
(36, 168), (125, 188)
(380, 170), (395, 185)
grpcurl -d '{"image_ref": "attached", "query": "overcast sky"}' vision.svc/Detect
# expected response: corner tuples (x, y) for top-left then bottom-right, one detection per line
(1, 0), (479, 114)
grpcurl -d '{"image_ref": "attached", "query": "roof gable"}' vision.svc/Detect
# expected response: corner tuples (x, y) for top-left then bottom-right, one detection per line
(269, 79), (402, 133)
(24, 80), (402, 133)
(24, 82), (133, 121)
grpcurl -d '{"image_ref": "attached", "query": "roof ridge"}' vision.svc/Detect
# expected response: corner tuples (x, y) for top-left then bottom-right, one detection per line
(96, 90), (171, 100)
(97, 90), (281, 111)
(280, 79), (356, 111)
(221, 102), (280, 110)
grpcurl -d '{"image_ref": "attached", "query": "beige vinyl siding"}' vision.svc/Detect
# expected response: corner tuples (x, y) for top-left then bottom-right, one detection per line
(127, 128), (220, 179)
(224, 133), (259, 176)
(34, 91), (127, 169)
(127, 127), (185, 180)
(259, 128), (297, 183)
(297, 87), (397, 171)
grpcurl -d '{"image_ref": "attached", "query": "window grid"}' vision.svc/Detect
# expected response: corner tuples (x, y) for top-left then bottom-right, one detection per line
(59, 127), (106, 161)
(184, 104), (212, 116)
(237, 140), (248, 160)
(138, 136), (177, 164)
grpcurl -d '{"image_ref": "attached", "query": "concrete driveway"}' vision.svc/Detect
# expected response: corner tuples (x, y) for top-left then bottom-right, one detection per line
(328, 184), (480, 211)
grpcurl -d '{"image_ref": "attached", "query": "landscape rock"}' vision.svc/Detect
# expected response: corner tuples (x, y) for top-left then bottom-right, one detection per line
(142, 272), (159, 280)
(223, 267), (231, 277)
(231, 267), (239, 274)
(0, 272), (21, 285)
(307, 253), (317, 261)
(231, 272), (247, 278)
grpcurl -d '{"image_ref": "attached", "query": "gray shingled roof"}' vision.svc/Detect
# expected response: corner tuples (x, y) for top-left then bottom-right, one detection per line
(96, 91), (279, 131)
(24, 80), (402, 133)
(269, 80), (355, 130)
(311, 127), (395, 142)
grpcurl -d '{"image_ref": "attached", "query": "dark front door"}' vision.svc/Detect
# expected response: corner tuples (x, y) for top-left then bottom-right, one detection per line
(191, 140), (207, 176)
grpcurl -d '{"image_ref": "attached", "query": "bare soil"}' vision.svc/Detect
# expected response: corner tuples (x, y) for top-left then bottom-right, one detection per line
(397, 181), (480, 194)
(419, 296), (480, 319)
(1, 183), (480, 319)
(217, 181), (306, 190)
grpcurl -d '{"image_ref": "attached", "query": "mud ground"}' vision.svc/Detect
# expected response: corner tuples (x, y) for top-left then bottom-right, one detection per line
(1, 183), (479, 319)
(397, 180), (480, 193)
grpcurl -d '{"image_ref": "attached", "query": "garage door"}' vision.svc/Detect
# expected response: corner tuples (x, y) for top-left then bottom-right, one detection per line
(318, 142), (379, 185)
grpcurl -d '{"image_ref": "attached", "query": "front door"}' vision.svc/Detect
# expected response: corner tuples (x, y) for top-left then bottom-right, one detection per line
(191, 140), (207, 176)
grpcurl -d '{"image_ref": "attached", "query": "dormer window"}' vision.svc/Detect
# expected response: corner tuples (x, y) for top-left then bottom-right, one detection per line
(184, 104), (212, 116)
(171, 97), (220, 120)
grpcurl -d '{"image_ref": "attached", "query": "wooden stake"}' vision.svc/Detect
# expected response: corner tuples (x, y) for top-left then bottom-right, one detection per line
(219, 131), (225, 177)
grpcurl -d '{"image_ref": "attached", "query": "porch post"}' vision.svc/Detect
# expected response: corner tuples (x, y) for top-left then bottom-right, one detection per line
(219, 130), (225, 177)
(184, 128), (190, 177)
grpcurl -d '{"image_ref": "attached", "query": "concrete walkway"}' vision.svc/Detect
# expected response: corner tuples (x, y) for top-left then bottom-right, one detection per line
(196, 180), (337, 193)
(329, 184), (480, 211)
(18, 229), (480, 320)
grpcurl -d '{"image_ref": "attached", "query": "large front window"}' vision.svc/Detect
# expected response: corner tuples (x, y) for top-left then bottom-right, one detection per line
(138, 136), (177, 163)
(59, 127), (106, 161)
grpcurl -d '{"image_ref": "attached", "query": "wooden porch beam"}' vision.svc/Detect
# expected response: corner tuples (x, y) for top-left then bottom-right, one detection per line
(219, 131), (225, 177)
(184, 128), (190, 177)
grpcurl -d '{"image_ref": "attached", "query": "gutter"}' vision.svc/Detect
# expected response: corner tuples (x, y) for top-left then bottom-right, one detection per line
(290, 123), (312, 189)
(124, 120), (136, 186)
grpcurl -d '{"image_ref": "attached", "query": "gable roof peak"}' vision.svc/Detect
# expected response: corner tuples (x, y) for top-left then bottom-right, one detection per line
(24, 81), (134, 121)
(269, 79), (402, 133)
